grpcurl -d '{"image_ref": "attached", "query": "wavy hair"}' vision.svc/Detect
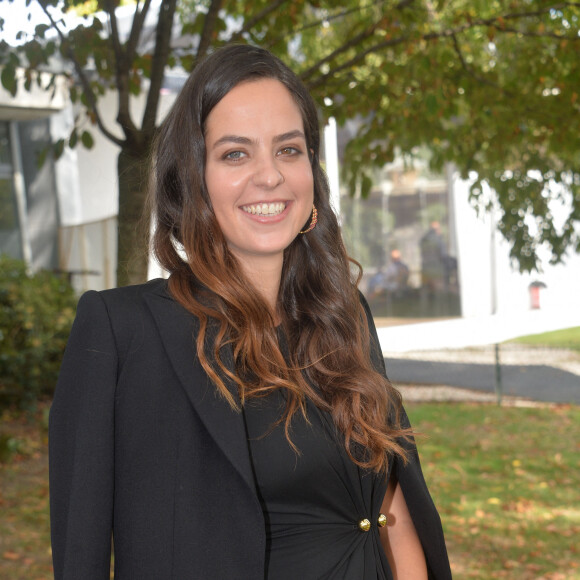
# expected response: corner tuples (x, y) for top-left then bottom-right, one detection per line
(149, 44), (409, 472)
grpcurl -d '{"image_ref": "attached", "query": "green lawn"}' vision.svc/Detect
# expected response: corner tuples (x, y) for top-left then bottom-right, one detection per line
(1, 402), (579, 579)
(407, 403), (580, 579)
(509, 326), (580, 351)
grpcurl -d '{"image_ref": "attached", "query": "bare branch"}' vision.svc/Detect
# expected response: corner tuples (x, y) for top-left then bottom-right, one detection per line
(141, 0), (178, 136)
(35, 0), (124, 147)
(197, 0), (224, 60)
(126, 0), (154, 64)
(102, 1), (137, 137)
(103, 0), (123, 59)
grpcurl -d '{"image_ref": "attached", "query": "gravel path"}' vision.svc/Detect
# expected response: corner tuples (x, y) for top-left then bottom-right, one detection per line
(387, 345), (579, 406)
(395, 383), (555, 407)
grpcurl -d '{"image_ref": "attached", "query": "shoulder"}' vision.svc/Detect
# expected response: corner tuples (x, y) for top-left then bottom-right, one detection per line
(77, 278), (170, 317)
(98, 277), (170, 305)
(74, 278), (175, 349)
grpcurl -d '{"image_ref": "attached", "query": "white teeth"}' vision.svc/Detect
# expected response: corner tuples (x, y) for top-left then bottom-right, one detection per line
(242, 202), (286, 216)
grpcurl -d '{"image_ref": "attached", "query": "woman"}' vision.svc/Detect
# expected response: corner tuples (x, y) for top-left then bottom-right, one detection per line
(49, 44), (452, 579)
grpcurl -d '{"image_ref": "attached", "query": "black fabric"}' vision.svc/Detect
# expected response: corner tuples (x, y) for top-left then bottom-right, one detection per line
(49, 278), (452, 579)
(360, 292), (452, 579)
(244, 388), (392, 579)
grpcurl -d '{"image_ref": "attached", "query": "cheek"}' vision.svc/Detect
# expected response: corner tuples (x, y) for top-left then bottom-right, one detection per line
(301, 171), (315, 203)
(206, 166), (247, 206)
(291, 163), (315, 196)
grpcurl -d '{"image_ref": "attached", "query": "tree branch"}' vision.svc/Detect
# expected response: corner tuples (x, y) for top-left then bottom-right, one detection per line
(305, 2), (579, 90)
(141, 0), (178, 137)
(197, 0), (224, 60)
(450, 33), (505, 91)
(291, 0), (417, 81)
(102, 1), (138, 137)
(435, 4), (580, 41)
(300, 21), (385, 82)
(35, 0), (124, 147)
(228, 0), (290, 43)
(303, 34), (410, 90)
(126, 0), (154, 64)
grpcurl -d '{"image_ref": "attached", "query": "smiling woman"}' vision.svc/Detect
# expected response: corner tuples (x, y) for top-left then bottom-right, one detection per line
(49, 44), (452, 580)
(204, 79), (314, 303)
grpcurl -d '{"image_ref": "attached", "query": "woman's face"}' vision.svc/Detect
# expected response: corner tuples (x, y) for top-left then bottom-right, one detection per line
(204, 78), (314, 273)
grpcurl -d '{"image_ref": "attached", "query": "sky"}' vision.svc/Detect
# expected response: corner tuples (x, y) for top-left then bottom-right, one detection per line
(0, 0), (51, 45)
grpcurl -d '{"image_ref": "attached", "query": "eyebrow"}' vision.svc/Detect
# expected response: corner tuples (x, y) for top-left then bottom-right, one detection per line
(211, 130), (306, 150)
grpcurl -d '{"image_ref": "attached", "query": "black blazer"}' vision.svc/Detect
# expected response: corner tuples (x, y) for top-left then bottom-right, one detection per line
(49, 278), (452, 579)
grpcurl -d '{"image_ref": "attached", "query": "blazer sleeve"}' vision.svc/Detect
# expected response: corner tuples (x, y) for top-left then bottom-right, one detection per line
(49, 291), (117, 580)
(360, 292), (453, 580)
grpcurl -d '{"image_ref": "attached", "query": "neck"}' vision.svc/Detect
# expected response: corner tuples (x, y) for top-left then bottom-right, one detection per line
(237, 255), (283, 319)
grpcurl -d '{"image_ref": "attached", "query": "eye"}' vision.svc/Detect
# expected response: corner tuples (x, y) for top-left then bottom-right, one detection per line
(223, 150), (247, 161)
(277, 146), (300, 157)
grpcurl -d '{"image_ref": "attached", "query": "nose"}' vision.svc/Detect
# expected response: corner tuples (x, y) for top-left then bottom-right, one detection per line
(252, 155), (284, 189)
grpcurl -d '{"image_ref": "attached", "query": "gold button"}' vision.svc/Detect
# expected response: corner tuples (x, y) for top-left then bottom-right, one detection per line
(358, 518), (371, 532)
(377, 513), (388, 528)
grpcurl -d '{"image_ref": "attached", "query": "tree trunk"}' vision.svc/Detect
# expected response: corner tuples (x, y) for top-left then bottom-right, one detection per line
(116, 147), (151, 287)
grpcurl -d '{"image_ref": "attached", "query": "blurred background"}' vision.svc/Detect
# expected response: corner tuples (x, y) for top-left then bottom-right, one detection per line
(1, 1), (579, 578)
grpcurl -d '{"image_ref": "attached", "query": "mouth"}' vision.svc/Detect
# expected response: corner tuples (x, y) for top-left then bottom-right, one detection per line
(240, 202), (287, 217)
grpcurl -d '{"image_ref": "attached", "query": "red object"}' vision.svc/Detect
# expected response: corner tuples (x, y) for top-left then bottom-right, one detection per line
(529, 286), (540, 309)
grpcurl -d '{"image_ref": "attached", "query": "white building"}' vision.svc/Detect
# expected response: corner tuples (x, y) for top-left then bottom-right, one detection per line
(1, 65), (578, 320)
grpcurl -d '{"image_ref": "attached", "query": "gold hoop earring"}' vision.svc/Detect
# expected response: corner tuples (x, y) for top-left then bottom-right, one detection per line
(299, 205), (318, 234)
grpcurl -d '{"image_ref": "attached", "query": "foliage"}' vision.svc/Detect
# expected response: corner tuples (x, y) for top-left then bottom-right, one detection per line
(0, 256), (77, 411)
(1, 0), (580, 281)
(509, 325), (580, 351)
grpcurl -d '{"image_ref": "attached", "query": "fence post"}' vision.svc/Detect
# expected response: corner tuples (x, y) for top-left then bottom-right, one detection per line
(494, 343), (503, 405)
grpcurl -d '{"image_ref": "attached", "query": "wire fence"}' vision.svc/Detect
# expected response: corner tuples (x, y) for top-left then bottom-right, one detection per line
(383, 342), (580, 405)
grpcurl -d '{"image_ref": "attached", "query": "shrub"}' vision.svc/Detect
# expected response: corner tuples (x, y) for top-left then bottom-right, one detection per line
(0, 255), (77, 410)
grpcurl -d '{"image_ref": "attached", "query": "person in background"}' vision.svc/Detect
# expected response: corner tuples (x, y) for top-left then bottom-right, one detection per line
(383, 249), (410, 297)
(49, 44), (452, 580)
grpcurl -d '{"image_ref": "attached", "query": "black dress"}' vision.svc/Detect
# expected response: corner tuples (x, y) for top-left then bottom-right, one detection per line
(243, 389), (394, 580)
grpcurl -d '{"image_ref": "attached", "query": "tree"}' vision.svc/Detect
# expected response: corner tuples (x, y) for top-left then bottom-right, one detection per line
(1, 0), (579, 284)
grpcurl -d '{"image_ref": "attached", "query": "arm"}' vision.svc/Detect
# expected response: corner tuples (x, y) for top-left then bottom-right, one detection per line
(379, 475), (428, 580)
(49, 291), (117, 579)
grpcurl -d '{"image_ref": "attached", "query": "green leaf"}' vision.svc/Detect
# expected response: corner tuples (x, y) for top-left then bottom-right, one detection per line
(1, 64), (17, 97)
(68, 129), (78, 149)
(360, 174), (373, 199)
(81, 131), (94, 149)
(53, 139), (65, 160)
(34, 23), (50, 38)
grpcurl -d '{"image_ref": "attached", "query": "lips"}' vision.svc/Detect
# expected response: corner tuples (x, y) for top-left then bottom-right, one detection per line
(241, 202), (287, 216)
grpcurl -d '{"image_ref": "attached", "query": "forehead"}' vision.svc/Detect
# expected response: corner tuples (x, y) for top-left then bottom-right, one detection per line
(205, 79), (305, 138)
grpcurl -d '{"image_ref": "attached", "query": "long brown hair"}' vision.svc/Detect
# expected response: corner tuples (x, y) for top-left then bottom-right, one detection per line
(150, 44), (409, 472)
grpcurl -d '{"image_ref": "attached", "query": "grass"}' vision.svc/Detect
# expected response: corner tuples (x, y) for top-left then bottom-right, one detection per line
(407, 403), (580, 579)
(508, 326), (580, 351)
(1, 402), (579, 579)
(0, 405), (52, 580)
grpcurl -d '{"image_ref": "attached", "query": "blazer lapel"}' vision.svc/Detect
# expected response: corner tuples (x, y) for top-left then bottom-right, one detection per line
(143, 283), (256, 495)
